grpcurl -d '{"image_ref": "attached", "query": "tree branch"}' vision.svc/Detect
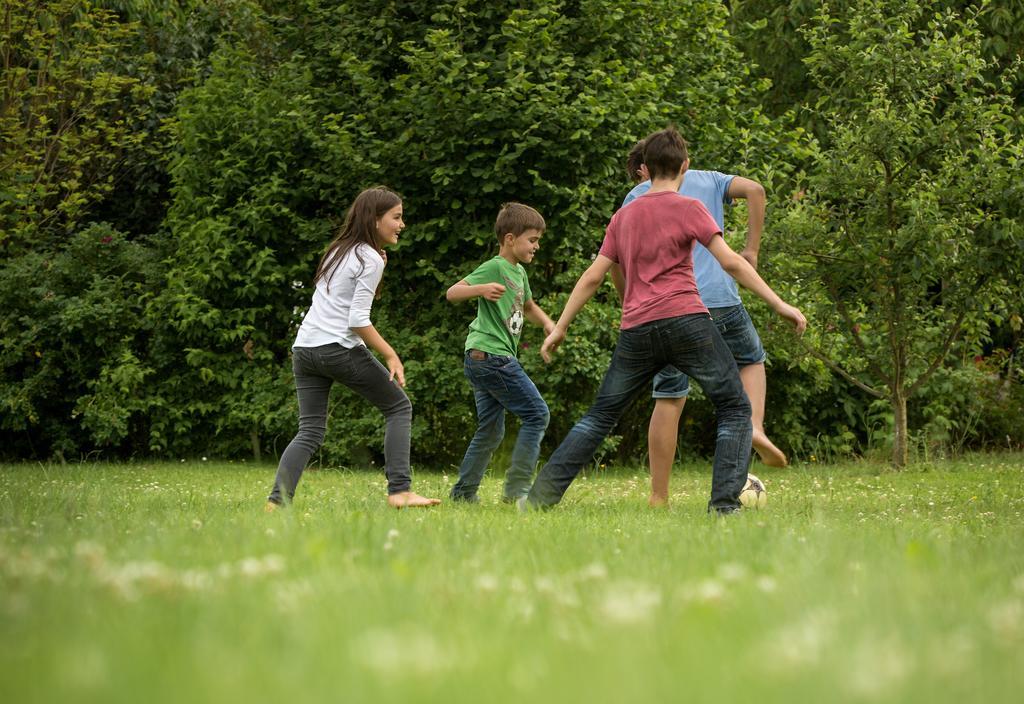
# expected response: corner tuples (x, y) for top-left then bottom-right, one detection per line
(827, 284), (893, 386)
(800, 340), (887, 399)
(779, 248), (861, 265)
(907, 276), (988, 396)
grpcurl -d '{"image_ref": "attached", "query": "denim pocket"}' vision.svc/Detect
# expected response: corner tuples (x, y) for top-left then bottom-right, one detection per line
(616, 326), (655, 362)
(709, 306), (746, 333)
(465, 358), (509, 394)
(318, 344), (358, 377)
(292, 347), (318, 375)
(661, 315), (717, 360)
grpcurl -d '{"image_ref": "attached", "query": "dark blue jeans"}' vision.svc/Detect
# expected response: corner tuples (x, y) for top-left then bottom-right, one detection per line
(527, 314), (751, 512)
(451, 352), (550, 502)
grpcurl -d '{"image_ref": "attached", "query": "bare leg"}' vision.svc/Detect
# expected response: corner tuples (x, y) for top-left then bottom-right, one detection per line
(648, 398), (686, 507)
(387, 491), (441, 509)
(739, 363), (787, 467)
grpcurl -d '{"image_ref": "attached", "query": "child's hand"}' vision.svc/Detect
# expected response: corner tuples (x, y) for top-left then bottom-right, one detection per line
(778, 304), (807, 335)
(540, 328), (565, 363)
(740, 248), (758, 270)
(478, 283), (506, 301)
(386, 354), (406, 387)
(380, 249), (388, 266)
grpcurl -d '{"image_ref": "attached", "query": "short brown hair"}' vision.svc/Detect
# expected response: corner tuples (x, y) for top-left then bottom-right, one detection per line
(495, 202), (546, 243)
(625, 140), (646, 183)
(643, 127), (689, 180)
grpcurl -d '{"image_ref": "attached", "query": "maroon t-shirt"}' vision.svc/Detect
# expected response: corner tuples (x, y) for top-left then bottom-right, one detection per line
(599, 190), (721, 329)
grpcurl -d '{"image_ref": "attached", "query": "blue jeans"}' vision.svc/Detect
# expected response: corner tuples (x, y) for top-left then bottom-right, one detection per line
(527, 314), (751, 513)
(451, 351), (550, 502)
(651, 304), (767, 398)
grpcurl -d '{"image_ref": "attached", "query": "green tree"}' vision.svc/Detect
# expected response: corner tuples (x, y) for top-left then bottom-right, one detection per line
(729, 0), (1024, 121)
(0, 1), (267, 459)
(0, 0), (156, 252)
(776, 0), (1024, 465)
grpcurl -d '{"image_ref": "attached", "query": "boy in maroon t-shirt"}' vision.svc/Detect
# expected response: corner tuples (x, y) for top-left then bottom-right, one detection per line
(525, 127), (806, 514)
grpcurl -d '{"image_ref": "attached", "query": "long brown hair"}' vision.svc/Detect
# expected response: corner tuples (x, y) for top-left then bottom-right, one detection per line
(314, 186), (402, 288)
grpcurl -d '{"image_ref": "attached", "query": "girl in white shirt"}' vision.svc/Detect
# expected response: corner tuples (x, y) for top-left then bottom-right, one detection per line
(267, 186), (440, 509)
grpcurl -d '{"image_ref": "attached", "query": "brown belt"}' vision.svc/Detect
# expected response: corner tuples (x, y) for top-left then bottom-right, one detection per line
(468, 349), (487, 360)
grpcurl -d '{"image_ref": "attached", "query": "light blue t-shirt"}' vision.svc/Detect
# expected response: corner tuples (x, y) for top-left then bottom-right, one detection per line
(622, 170), (739, 308)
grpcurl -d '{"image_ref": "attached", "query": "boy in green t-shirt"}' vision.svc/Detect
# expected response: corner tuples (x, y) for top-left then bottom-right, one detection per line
(446, 203), (556, 503)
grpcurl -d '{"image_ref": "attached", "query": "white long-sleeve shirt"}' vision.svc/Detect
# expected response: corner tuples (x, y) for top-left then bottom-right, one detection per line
(293, 243), (384, 349)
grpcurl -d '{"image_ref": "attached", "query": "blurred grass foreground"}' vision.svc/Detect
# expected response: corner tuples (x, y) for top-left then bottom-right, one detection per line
(2, 456), (1023, 703)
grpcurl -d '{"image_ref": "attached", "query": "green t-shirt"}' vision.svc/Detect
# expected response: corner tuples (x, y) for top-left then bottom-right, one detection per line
(463, 256), (533, 357)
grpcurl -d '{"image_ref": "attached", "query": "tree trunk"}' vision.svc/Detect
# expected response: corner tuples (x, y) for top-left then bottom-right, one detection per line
(250, 429), (261, 462)
(892, 390), (908, 467)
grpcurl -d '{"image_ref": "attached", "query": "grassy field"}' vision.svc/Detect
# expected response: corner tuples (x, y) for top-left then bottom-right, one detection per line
(2, 455), (1023, 703)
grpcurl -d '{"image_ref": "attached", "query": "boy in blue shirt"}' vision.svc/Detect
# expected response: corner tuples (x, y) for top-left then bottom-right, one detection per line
(447, 203), (556, 503)
(620, 138), (786, 507)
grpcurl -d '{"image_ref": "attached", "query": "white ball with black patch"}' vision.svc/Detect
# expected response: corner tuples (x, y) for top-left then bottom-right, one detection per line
(739, 473), (767, 509)
(507, 309), (524, 337)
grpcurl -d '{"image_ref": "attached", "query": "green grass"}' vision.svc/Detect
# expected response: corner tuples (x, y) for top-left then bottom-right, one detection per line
(2, 455), (1023, 703)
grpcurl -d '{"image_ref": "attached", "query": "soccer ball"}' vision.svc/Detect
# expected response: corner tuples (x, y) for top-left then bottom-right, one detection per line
(739, 474), (767, 509)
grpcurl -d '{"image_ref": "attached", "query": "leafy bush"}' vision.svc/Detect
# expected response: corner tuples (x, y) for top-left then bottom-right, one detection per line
(0, 224), (160, 459)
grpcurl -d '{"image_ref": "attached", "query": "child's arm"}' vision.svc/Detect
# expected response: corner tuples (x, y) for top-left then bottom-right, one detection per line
(347, 252), (404, 384)
(524, 299), (555, 335)
(727, 176), (766, 270)
(446, 279), (506, 302)
(705, 236), (806, 333)
(540, 255), (615, 362)
(351, 325), (405, 387)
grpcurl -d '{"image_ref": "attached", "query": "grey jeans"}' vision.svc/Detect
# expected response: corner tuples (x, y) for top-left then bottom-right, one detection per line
(268, 343), (413, 504)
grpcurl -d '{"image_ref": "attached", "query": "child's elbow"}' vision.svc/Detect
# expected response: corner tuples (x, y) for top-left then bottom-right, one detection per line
(721, 254), (747, 276)
(581, 269), (605, 289)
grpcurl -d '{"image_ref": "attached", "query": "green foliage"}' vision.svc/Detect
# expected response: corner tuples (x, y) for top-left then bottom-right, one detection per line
(0, 224), (160, 458)
(147, 43), (325, 457)
(730, 0), (1024, 122)
(0, 0), (156, 252)
(912, 346), (1024, 455)
(152, 0), (786, 465)
(0, 1), (275, 459)
(773, 0), (1024, 464)
(3, 0), (1019, 466)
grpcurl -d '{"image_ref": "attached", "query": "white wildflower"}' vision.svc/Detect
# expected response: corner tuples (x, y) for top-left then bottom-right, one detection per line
(988, 599), (1023, 642)
(180, 569), (212, 592)
(694, 579), (726, 604)
(475, 574), (499, 592)
(844, 635), (913, 698)
(762, 609), (837, 669)
(579, 562), (608, 580)
(599, 581), (662, 624)
(352, 629), (454, 675)
(718, 562), (747, 582)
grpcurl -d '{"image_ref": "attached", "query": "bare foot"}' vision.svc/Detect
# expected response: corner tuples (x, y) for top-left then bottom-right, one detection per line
(752, 430), (788, 467)
(265, 501), (280, 513)
(387, 491), (441, 509)
(648, 494), (669, 508)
